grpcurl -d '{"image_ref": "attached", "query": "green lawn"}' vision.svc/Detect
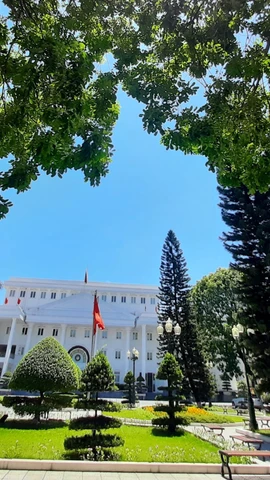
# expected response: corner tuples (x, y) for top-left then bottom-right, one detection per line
(257, 429), (270, 436)
(105, 408), (244, 423)
(0, 420), (221, 462)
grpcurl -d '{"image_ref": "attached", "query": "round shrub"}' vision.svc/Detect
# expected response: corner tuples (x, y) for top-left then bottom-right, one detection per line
(69, 415), (122, 430)
(64, 433), (124, 450)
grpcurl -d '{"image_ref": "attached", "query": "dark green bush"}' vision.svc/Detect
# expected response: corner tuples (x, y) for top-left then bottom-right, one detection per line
(74, 399), (122, 412)
(152, 417), (189, 427)
(63, 448), (120, 461)
(64, 433), (124, 450)
(69, 415), (122, 430)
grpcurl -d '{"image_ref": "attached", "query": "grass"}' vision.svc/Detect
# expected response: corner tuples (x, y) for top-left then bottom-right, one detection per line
(105, 407), (244, 424)
(0, 419), (249, 464)
(257, 429), (270, 436)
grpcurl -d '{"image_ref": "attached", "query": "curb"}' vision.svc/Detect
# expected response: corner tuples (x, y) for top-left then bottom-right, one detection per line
(1, 459), (270, 474)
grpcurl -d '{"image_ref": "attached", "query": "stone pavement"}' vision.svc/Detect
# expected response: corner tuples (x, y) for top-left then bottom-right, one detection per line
(0, 472), (270, 480)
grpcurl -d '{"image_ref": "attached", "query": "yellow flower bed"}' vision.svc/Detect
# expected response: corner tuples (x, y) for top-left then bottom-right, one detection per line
(186, 406), (209, 416)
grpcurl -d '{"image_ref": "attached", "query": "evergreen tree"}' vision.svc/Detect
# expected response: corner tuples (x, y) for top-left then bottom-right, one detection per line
(136, 373), (147, 396)
(7, 337), (79, 421)
(64, 352), (123, 461)
(122, 371), (137, 407)
(152, 353), (189, 434)
(157, 230), (211, 403)
(219, 186), (270, 393)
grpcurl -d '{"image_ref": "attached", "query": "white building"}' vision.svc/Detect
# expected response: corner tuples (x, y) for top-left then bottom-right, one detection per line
(0, 276), (237, 395)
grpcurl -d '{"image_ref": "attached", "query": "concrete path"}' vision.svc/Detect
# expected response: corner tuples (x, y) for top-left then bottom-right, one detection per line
(0, 472), (270, 480)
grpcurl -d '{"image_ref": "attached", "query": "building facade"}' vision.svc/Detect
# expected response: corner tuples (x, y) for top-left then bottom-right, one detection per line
(0, 276), (237, 395)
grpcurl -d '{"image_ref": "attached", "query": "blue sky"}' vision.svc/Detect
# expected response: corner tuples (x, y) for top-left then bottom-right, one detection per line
(0, 88), (231, 289)
(0, 2), (231, 292)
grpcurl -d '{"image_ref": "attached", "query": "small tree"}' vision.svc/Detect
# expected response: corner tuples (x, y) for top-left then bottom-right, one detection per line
(7, 337), (79, 420)
(237, 380), (248, 398)
(122, 371), (136, 406)
(152, 353), (189, 434)
(136, 372), (147, 396)
(65, 352), (124, 461)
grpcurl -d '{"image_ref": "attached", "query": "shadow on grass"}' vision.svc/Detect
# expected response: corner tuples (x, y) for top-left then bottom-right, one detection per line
(151, 427), (185, 437)
(0, 419), (67, 430)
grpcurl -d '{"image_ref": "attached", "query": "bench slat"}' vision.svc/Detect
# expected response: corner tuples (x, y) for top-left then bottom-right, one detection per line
(220, 449), (270, 457)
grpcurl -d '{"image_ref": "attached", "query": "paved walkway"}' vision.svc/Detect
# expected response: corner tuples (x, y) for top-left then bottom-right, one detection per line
(0, 472), (270, 480)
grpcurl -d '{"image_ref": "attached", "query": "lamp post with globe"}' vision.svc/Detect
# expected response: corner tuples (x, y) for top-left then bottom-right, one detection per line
(127, 347), (139, 407)
(232, 323), (258, 431)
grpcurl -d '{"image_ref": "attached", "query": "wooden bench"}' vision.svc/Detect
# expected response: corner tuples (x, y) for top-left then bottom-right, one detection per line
(202, 424), (225, 438)
(219, 449), (270, 480)
(236, 407), (248, 416)
(258, 416), (270, 428)
(230, 434), (263, 450)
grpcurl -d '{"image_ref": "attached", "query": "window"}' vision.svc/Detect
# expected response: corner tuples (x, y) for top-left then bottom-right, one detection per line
(114, 371), (120, 383)
(116, 331), (122, 339)
(61, 293), (66, 299)
(30, 291), (36, 298)
(52, 328), (58, 337)
(111, 295), (116, 303)
(6, 326), (11, 335)
(147, 352), (153, 361)
(84, 329), (90, 338)
(70, 329), (76, 338)
(51, 292), (56, 299)
(147, 332), (153, 341)
(9, 290), (15, 297)
(141, 297), (146, 304)
(40, 291), (46, 299)
(38, 327), (44, 336)
(101, 295), (107, 302)
(121, 296), (126, 303)
(17, 346), (24, 356)
(20, 290), (26, 298)
(131, 296), (136, 304)
(115, 351), (121, 359)
(101, 349), (107, 356)
(133, 332), (138, 340)
(150, 297), (156, 305)
(22, 327), (28, 335)
(102, 330), (108, 339)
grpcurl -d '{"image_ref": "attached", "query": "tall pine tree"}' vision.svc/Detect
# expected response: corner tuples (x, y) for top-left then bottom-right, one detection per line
(157, 230), (211, 403)
(219, 186), (270, 393)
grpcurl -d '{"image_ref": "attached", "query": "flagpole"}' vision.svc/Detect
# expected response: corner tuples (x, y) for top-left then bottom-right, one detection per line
(91, 290), (97, 359)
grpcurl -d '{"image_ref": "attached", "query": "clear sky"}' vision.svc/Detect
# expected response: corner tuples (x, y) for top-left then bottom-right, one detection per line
(0, 87), (231, 289)
(0, 1), (231, 292)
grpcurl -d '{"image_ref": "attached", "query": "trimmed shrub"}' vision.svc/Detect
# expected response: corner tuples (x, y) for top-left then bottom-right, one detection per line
(69, 415), (122, 430)
(64, 433), (124, 450)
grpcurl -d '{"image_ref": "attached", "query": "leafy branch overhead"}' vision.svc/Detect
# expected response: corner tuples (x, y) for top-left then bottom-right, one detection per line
(1, 0), (270, 217)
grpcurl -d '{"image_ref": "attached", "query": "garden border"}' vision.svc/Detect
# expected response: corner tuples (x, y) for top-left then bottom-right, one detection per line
(1, 459), (270, 474)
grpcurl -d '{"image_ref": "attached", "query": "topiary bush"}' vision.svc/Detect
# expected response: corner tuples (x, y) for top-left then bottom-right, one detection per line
(8, 337), (79, 421)
(153, 353), (190, 434)
(64, 351), (124, 461)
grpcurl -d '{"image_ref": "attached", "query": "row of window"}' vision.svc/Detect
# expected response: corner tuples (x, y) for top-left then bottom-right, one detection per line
(9, 290), (156, 304)
(9, 289), (67, 300)
(14, 346), (154, 361)
(114, 351), (153, 360)
(5, 327), (154, 341)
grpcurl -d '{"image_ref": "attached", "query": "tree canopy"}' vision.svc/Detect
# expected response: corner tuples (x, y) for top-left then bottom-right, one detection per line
(9, 336), (79, 394)
(191, 268), (242, 380)
(1, 0), (270, 218)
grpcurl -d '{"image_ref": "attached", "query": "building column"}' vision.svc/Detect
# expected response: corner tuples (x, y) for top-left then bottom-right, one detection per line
(141, 324), (146, 379)
(60, 324), (67, 346)
(24, 323), (34, 354)
(1, 317), (17, 377)
(125, 327), (131, 375)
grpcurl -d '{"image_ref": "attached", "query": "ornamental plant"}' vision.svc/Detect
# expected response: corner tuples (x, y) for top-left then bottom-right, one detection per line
(152, 353), (190, 434)
(7, 337), (79, 421)
(64, 352), (124, 461)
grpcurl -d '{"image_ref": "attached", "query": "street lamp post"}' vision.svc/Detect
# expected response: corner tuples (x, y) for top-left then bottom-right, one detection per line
(157, 318), (182, 338)
(232, 323), (258, 431)
(127, 347), (139, 407)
